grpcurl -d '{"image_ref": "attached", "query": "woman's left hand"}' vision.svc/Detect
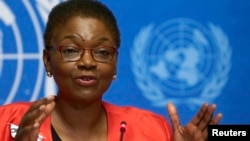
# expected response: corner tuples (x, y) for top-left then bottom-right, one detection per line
(167, 102), (222, 141)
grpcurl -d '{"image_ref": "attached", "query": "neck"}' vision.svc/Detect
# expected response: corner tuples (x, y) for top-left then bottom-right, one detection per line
(51, 97), (107, 136)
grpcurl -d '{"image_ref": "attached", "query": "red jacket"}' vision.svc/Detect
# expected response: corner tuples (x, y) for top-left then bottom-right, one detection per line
(0, 101), (172, 141)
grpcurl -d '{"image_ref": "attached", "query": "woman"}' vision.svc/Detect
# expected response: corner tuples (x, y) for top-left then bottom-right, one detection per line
(0, 0), (222, 140)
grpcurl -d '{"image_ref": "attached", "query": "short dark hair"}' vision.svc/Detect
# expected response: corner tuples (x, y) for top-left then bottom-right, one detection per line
(44, 0), (120, 48)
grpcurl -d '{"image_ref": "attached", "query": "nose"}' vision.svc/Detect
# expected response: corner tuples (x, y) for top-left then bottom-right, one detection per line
(77, 51), (97, 70)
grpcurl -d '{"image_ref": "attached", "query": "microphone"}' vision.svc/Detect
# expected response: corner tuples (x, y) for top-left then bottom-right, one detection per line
(119, 121), (127, 141)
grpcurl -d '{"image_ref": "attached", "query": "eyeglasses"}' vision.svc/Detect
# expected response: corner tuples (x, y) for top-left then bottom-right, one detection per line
(47, 45), (117, 62)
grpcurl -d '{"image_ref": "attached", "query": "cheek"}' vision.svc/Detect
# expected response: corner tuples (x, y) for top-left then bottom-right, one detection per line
(51, 60), (75, 84)
(98, 62), (116, 88)
(97, 66), (115, 94)
(49, 51), (73, 75)
(100, 63), (116, 80)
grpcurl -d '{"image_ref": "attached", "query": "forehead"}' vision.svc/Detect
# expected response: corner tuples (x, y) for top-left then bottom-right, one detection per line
(51, 16), (114, 44)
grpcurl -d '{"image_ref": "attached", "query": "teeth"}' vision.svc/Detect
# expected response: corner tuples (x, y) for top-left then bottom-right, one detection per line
(82, 77), (91, 81)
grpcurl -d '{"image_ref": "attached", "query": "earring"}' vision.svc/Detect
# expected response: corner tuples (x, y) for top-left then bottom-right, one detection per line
(113, 75), (117, 80)
(47, 72), (52, 77)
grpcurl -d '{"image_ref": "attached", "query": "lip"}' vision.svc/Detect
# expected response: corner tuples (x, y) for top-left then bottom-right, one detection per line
(74, 75), (98, 87)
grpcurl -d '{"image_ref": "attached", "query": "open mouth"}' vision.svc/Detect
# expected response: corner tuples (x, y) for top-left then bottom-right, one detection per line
(75, 75), (97, 86)
(81, 76), (94, 81)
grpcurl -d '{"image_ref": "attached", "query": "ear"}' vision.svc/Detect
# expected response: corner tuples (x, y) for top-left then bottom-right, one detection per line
(43, 49), (52, 73)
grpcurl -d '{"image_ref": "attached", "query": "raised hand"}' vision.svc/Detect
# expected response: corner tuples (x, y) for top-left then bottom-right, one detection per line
(14, 96), (55, 141)
(167, 102), (222, 141)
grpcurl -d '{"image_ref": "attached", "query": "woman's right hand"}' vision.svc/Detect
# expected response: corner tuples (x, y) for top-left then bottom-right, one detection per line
(14, 96), (55, 141)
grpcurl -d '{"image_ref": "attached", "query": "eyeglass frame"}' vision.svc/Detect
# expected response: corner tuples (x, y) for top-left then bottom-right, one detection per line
(46, 45), (118, 63)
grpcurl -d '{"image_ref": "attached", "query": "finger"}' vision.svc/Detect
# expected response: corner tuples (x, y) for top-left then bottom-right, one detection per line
(210, 113), (223, 125)
(35, 100), (56, 126)
(198, 104), (216, 130)
(32, 96), (56, 127)
(202, 113), (223, 138)
(190, 103), (209, 126)
(28, 95), (55, 112)
(16, 96), (55, 141)
(166, 102), (181, 131)
(15, 125), (40, 141)
(19, 96), (55, 127)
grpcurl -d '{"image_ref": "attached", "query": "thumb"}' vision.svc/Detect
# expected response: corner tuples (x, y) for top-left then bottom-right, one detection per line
(167, 102), (181, 131)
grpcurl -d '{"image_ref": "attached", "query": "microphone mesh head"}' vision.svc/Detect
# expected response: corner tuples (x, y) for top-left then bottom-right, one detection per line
(120, 121), (127, 132)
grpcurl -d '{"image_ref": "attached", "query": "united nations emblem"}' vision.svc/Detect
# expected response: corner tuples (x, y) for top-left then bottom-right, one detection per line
(131, 18), (231, 108)
(0, 0), (60, 105)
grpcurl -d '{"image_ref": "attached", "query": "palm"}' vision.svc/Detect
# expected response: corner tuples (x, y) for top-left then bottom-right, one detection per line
(173, 123), (204, 141)
(167, 103), (222, 141)
(15, 96), (55, 141)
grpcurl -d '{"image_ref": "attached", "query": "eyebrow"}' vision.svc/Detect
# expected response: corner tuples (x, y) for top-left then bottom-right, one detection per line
(60, 34), (83, 41)
(60, 34), (111, 43)
(96, 37), (111, 43)
(57, 33), (115, 47)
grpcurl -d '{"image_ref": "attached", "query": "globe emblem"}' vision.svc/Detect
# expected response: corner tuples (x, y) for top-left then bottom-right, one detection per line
(131, 18), (231, 107)
(0, 1), (46, 105)
(149, 18), (217, 96)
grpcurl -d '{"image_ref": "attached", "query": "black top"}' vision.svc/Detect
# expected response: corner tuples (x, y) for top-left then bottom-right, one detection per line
(51, 125), (62, 141)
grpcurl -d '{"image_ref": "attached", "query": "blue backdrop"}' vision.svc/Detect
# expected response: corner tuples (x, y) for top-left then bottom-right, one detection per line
(0, 0), (249, 125)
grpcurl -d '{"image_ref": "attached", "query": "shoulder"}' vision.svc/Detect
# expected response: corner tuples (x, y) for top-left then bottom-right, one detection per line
(0, 102), (32, 113)
(0, 102), (33, 140)
(0, 102), (32, 122)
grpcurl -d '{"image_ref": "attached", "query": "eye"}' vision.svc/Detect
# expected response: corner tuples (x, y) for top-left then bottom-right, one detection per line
(93, 47), (113, 56)
(61, 46), (80, 54)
